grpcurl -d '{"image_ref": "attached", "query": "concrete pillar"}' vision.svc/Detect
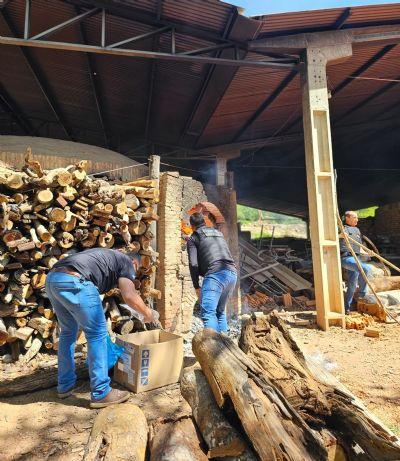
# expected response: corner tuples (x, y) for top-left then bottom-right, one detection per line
(301, 44), (352, 330)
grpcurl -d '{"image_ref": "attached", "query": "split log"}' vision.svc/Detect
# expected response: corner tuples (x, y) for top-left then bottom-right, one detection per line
(36, 188), (54, 204)
(192, 328), (327, 461)
(84, 404), (148, 461)
(47, 207), (66, 223)
(15, 326), (34, 341)
(61, 215), (77, 232)
(57, 231), (74, 249)
(21, 335), (43, 363)
(28, 316), (53, 338)
(31, 272), (46, 290)
(0, 318), (8, 345)
(150, 417), (208, 461)
(238, 312), (400, 461)
(7, 172), (27, 190)
(128, 221), (147, 236)
(181, 363), (249, 458)
(125, 193), (140, 210)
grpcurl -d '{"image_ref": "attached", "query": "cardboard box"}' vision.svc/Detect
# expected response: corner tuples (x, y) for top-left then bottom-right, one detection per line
(114, 329), (183, 393)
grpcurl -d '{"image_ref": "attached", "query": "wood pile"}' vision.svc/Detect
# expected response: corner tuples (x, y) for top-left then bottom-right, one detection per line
(176, 313), (400, 460)
(345, 312), (375, 330)
(0, 149), (160, 362)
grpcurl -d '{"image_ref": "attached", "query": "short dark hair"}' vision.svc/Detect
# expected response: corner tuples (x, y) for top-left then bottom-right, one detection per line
(190, 212), (206, 228)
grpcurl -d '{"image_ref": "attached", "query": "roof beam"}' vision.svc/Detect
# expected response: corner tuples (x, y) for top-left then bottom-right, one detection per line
(231, 69), (298, 142)
(108, 25), (170, 49)
(75, 6), (109, 148)
(332, 44), (397, 96)
(30, 8), (100, 40)
(64, 0), (244, 47)
(335, 73), (400, 123)
(0, 10), (73, 140)
(0, 35), (294, 69)
(333, 8), (352, 30)
(250, 24), (400, 53)
(179, 13), (262, 148)
(0, 83), (35, 135)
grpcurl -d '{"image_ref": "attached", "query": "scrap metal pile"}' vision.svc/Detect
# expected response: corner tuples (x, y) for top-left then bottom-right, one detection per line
(0, 149), (160, 362)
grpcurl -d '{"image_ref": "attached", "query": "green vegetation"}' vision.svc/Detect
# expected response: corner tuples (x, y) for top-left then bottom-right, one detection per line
(237, 204), (303, 225)
(356, 206), (378, 218)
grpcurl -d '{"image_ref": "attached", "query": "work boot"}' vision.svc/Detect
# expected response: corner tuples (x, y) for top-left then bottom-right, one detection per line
(90, 388), (130, 409)
(57, 382), (85, 399)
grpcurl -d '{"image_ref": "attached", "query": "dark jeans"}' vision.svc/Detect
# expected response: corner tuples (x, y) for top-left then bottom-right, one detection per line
(200, 269), (237, 333)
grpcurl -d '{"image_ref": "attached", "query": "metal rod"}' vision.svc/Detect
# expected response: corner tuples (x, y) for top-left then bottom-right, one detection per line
(171, 27), (175, 54)
(108, 26), (170, 49)
(30, 8), (100, 41)
(101, 9), (106, 47)
(24, 0), (30, 39)
(343, 233), (400, 276)
(0, 36), (296, 69)
(181, 43), (233, 56)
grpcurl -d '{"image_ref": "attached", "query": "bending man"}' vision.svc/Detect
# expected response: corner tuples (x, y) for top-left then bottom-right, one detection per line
(187, 212), (237, 333)
(45, 248), (156, 408)
(340, 211), (372, 314)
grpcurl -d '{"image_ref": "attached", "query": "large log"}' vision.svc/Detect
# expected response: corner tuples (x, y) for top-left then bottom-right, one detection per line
(84, 403), (148, 461)
(369, 276), (400, 293)
(150, 417), (208, 461)
(181, 363), (250, 459)
(239, 312), (400, 461)
(0, 354), (87, 396)
(192, 329), (328, 461)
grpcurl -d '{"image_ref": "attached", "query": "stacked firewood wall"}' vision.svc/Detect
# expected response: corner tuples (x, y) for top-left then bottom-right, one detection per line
(0, 149), (160, 362)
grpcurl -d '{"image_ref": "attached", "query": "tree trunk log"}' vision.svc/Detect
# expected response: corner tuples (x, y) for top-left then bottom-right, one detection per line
(238, 312), (400, 461)
(181, 363), (250, 458)
(150, 417), (208, 461)
(84, 403), (148, 461)
(369, 276), (400, 293)
(192, 328), (327, 461)
(0, 354), (87, 396)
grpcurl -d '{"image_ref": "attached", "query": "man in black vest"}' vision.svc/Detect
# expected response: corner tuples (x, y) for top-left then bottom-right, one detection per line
(340, 211), (372, 313)
(187, 212), (237, 332)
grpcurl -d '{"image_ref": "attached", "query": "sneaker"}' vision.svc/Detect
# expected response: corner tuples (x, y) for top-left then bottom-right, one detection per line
(90, 388), (130, 409)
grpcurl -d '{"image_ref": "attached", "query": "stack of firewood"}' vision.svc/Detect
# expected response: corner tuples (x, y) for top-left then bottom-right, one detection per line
(0, 149), (160, 362)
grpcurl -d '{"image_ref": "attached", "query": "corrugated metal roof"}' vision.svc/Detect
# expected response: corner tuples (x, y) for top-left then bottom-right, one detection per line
(1, 0), (400, 213)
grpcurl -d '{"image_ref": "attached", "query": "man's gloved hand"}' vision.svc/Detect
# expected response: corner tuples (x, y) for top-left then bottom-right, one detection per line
(145, 308), (162, 329)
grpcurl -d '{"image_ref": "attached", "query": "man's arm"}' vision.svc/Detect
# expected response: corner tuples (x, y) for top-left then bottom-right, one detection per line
(187, 237), (200, 296)
(118, 277), (154, 323)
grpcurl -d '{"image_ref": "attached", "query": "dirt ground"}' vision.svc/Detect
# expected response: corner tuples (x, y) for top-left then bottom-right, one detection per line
(1, 322), (400, 460)
(291, 321), (400, 435)
(0, 379), (191, 461)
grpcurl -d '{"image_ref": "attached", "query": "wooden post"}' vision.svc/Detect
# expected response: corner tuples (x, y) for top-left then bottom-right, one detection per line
(301, 44), (352, 330)
(149, 155), (160, 309)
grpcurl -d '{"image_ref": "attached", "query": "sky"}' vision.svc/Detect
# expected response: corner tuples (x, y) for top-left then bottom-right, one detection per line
(228, 0), (400, 16)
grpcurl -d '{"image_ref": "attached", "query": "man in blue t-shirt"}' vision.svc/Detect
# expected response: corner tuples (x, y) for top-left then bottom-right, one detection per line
(45, 248), (156, 408)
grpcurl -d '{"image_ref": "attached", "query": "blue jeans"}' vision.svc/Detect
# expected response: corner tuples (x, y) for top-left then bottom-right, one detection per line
(200, 269), (237, 333)
(341, 256), (372, 310)
(45, 272), (111, 400)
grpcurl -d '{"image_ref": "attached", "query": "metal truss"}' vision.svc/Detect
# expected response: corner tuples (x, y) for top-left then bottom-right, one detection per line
(0, 2), (297, 69)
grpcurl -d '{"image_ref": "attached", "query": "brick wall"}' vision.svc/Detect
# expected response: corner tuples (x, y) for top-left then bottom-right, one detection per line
(156, 172), (239, 333)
